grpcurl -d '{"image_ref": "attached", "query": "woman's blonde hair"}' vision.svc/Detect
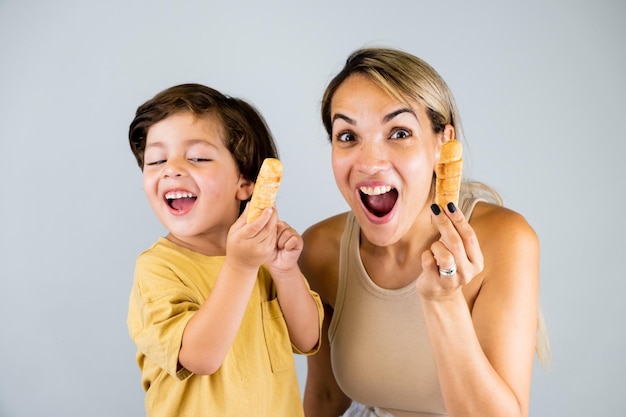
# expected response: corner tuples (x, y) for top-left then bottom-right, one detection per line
(321, 47), (464, 142)
(536, 309), (552, 366)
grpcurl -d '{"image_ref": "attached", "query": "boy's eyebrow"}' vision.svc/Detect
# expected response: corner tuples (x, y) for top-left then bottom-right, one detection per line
(144, 141), (163, 149)
(185, 139), (217, 148)
(144, 139), (218, 148)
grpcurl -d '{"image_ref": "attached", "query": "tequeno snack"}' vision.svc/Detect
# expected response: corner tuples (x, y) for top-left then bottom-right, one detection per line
(246, 158), (283, 223)
(435, 139), (463, 208)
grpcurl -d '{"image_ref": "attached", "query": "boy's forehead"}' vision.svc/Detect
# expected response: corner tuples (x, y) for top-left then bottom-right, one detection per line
(145, 112), (226, 147)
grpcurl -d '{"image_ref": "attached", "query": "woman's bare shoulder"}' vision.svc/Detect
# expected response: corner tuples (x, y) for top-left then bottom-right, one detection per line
(469, 201), (540, 288)
(300, 212), (349, 306)
(302, 212), (349, 243)
(470, 202), (538, 245)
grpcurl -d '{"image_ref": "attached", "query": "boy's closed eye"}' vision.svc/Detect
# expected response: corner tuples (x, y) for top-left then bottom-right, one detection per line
(145, 159), (166, 166)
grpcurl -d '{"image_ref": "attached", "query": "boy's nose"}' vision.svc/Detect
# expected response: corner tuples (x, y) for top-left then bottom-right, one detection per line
(163, 160), (185, 178)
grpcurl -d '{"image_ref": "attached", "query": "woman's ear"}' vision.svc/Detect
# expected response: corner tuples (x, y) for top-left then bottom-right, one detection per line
(441, 124), (455, 145)
(434, 124), (456, 164)
(236, 176), (255, 201)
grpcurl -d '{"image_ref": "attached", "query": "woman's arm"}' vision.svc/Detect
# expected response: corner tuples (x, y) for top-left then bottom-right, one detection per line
(420, 203), (539, 417)
(304, 305), (352, 416)
(300, 214), (352, 417)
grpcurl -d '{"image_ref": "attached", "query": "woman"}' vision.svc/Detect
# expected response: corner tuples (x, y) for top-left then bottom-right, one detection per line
(300, 47), (548, 417)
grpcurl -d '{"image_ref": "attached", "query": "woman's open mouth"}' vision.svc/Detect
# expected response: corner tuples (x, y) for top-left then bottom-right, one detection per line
(359, 185), (398, 217)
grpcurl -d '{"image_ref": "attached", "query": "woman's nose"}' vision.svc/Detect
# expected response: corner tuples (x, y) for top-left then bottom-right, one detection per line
(356, 140), (389, 175)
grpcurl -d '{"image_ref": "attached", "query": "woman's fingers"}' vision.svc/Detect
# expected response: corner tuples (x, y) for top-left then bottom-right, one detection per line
(430, 202), (484, 281)
(430, 240), (456, 273)
(445, 202), (483, 272)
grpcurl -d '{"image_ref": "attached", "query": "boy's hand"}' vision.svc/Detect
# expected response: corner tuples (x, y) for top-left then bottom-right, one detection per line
(225, 204), (277, 272)
(266, 220), (303, 277)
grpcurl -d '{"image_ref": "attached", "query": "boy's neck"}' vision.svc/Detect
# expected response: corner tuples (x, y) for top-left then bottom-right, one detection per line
(166, 233), (227, 257)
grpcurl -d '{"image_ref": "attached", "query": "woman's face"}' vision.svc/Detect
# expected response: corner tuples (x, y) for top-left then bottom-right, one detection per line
(330, 74), (453, 246)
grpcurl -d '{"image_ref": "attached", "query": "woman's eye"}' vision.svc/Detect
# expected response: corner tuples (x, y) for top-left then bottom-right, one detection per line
(390, 129), (411, 139)
(335, 131), (355, 142)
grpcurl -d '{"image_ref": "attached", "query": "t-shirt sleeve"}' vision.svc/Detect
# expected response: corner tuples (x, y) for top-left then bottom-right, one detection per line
(127, 252), (198, 380)
(291, 278), (324, 356)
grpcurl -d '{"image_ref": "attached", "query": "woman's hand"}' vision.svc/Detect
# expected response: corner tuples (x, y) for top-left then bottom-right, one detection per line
(417, 202), (484, 300)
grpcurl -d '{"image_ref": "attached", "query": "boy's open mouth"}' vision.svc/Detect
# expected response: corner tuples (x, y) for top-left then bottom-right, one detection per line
(359, 185), (398, 217)
(165, 191), (197, 211)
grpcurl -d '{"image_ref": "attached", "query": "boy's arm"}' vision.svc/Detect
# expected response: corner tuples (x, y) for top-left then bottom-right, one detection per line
(267, 221), (322, 353)
(178, 261), (258, 375)
(273, 270), (322, 353)
(178, 208), (277, 375)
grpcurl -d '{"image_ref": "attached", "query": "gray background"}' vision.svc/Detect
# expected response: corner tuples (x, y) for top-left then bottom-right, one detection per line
(1, 1), (624, 416)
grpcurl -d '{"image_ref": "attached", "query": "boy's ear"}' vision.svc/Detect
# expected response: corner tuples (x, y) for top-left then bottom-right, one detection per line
(237, 176), (255, 201)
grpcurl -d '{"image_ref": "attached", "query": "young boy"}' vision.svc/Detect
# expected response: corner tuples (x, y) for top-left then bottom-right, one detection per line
(127, 84), (323, 417)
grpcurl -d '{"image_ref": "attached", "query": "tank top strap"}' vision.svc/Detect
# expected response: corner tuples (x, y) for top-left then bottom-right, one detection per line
(328, 212), (357, 341)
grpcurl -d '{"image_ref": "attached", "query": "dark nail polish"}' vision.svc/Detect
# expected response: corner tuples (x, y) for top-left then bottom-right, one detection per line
(447, 202), (456, 213)
(431, 204), (441, 215)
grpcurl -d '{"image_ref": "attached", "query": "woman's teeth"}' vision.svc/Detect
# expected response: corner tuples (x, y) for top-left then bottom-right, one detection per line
(359, 185), (392, 196)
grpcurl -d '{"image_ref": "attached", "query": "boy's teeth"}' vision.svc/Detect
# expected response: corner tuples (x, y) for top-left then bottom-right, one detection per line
(165, 191), (195, 199)
(359, 185), (392, 196)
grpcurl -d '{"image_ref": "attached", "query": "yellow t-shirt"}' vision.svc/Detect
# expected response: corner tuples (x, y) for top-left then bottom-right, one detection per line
(127, 238), (323, 417)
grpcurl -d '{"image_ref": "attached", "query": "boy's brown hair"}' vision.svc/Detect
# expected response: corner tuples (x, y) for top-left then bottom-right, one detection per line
(129, 83), (279, 213)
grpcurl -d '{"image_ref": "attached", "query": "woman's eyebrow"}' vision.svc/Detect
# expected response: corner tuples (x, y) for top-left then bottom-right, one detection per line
(332, 108), (418, 127)
(383, 108), (417, 123)
(332, 113), (355, 125)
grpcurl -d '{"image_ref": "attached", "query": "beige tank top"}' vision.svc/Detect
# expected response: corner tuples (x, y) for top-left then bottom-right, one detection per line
(329, 182), (503, 417)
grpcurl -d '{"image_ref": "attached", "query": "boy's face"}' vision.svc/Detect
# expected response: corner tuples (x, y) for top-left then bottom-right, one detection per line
(142, 112), (252, 248)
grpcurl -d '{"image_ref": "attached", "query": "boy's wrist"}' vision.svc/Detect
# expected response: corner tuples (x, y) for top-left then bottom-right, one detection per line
(268, 265), (302, 282)
(222, 258), (261, 279)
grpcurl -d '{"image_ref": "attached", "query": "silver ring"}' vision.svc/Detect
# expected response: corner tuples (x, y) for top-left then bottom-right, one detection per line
(439, 264), (457, 277)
